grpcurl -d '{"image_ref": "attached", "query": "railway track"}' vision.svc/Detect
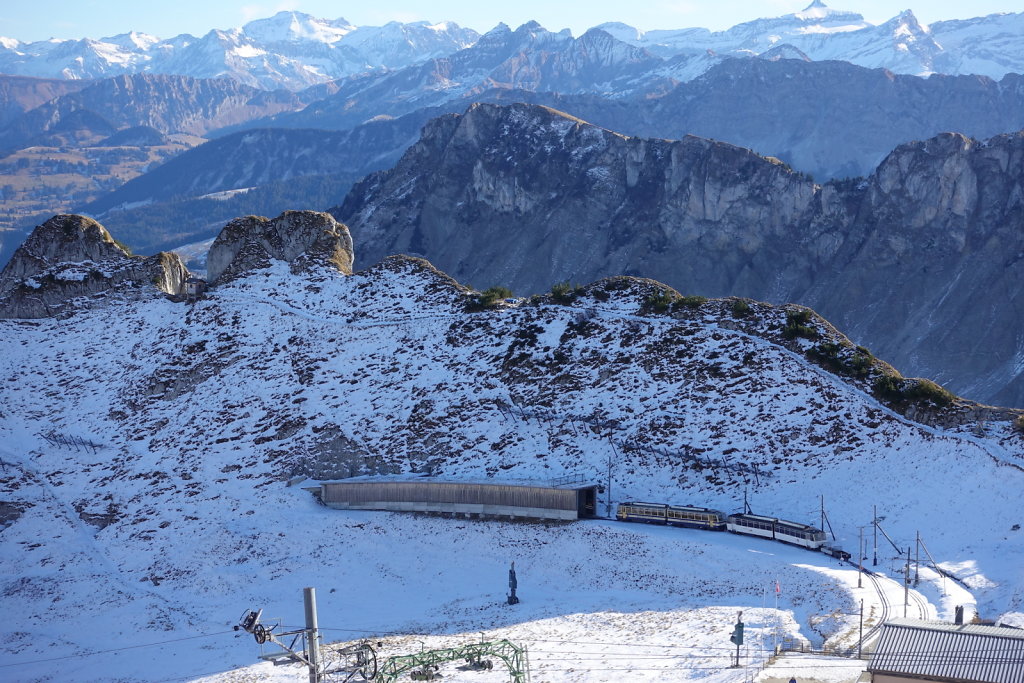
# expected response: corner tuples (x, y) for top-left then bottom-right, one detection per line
(859, 571), (892, 650)
(854, 569), (931, 655)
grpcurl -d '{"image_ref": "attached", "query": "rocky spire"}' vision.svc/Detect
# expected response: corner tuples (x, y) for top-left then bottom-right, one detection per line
(205, 210), (354, 284)
(0, 214), (189, 318)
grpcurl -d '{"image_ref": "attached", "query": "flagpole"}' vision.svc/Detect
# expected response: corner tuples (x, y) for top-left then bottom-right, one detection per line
(761, 586), (767, 666)
(774, 578), (780, 653)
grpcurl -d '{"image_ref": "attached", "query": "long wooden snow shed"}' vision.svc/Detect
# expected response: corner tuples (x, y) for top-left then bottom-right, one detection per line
(309, 480), (599, 521)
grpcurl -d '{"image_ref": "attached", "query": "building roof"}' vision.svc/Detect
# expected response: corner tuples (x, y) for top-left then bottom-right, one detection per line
(319, 476), (598, 491)
(868, 618), (1024, 683)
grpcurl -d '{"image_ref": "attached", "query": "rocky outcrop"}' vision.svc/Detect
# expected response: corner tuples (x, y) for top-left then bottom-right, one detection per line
(205, 210), (354, 284)
(0, 214), (189, 318)
(334, 103), (1024, 407)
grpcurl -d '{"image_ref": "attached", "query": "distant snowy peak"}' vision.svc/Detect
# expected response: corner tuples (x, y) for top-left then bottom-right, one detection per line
(740, 1), (868, 34)
(100, 31), (162, 52)
(240, 11), (355, 45)
(928, 11), (1024, 77)
(793, 0), (866, 25)
(591, 22), (644, 43)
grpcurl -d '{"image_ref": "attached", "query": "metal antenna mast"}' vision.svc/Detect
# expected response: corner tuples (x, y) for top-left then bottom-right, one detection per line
(236, 587), (377, 683)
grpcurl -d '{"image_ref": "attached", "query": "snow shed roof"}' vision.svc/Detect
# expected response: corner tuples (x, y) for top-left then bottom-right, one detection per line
(868, 617), (1024, 683)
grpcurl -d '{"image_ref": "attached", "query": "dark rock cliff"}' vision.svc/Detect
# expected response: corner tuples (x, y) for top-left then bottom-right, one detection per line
(337, 102), (824, 296)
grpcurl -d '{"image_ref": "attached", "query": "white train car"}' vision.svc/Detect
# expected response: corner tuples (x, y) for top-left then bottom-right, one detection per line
(726, 513), (826, 550)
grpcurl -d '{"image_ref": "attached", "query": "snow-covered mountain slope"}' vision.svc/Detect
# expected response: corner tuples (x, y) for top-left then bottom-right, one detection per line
(0, 11), (479, 90)
(1, 216), (1023, 680)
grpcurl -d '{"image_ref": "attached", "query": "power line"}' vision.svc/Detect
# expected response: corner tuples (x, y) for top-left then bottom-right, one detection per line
(314, 625), (1023, 663)
(0, 630), (238, 669)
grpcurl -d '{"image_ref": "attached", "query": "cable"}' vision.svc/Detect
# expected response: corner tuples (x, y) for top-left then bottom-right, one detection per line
(314, 624), (1024, 660)
(0, 630), (238, 669)
(282, 623), (1024, 668)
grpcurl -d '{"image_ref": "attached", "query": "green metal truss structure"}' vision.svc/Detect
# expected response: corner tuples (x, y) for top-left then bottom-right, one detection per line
(374, 639), (529, 683)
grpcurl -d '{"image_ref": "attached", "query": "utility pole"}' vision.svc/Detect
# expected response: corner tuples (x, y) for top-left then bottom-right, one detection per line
(820, 495), (824, 533)
(773, 579), (779, 653)
(605, 449), (613, 518)
(858, 599), (864, 659)
(858, 526), (864, 588)
(903, 547), (910, 618)
(915, 531), (920, 585)
(304, 587), (321, 683)
(873, 505), (878, 567)
(236, 588), (376, 683)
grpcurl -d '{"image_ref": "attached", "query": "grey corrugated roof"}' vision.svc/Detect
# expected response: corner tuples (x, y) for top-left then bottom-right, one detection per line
(868, 618), (1024, 683)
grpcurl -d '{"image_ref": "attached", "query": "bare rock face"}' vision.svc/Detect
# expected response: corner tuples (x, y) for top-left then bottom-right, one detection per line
(0, 214), (124, 292)
(336, 102), (822, 297)
(205, 210), (354, 284)
(0, 214), (189, 318)
(804, 130), (1024, 407)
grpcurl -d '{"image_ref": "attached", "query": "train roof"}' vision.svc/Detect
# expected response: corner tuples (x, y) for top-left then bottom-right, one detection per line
(728, 513), (778, 523)
(667, 504), (726, 514)
(728, 512), (823, 533)
(619, 502), (725, 514)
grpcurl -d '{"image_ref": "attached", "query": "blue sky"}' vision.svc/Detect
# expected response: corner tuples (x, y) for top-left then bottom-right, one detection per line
(1, 0), (1018, 42)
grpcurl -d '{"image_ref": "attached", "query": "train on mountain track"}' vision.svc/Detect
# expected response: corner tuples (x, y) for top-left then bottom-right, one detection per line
(615, 501), (851, 561)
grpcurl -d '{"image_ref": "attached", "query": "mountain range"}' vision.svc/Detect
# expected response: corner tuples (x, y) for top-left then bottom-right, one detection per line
(47, 55), (1024, 262)
(0, 73), (308, 153)
(240, 56), (1024, 181)
(2, 4), (1023, 91)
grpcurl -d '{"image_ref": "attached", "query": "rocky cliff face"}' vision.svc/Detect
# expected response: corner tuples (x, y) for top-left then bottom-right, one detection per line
(205, 210), (354, 284)
(0, 214), (190, 318)
(804, 131), (1024, 407)
(0, 74), (90, 127)
(334, 103), (1024, 407)
(335, 102), (844, 298)
(337, 102), (824, 295)
(0, 73), (305, 153)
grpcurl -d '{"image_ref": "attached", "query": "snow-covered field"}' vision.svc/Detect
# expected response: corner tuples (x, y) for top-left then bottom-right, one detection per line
(2, 257), (1023, 682)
